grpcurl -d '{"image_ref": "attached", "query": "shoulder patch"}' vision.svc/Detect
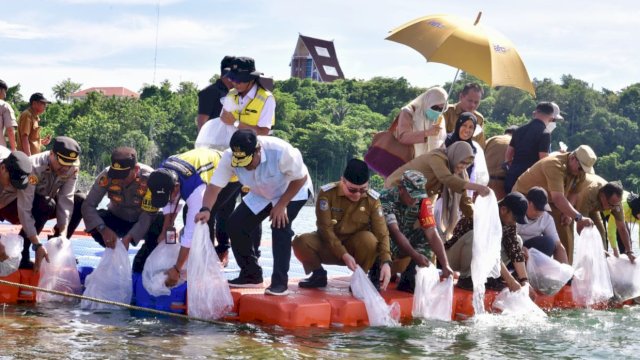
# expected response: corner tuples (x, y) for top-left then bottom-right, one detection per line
(28, 175), (38, 185)
(319, 199), (329, 211)
(98, 175), (108, 187)
(367, 188), (380, 200)
(141, 189), (159, 213)
(321, 182), (337, 192)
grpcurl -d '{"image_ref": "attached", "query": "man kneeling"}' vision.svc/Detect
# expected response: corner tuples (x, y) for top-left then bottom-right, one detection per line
(379, 170), (453, 293)
(293, 159), (392, 290)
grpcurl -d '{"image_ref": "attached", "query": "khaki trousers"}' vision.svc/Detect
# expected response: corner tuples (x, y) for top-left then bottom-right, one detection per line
(445, 230), (474, 278)
(292, 231), (378, 274)
(551, 203), (575, 264)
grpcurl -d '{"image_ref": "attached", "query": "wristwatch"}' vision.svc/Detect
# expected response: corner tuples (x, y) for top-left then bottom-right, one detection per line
(96, 224), (106, 232)
(199, 206), (211, 213)
(31, 243), (43, 252)
(574, 213), (583, 222)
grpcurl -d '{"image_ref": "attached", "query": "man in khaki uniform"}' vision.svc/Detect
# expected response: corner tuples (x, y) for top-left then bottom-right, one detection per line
(0, 80), (17, 151)
(18, 137), (84, 268)
(574, 175), (634, 261)
(442, 83), (486, 148)
(81, 147), (163, 273)
(484, 125), (517, 201)
(513, 145), (597, 264)
(18, 93), (51, 156)
(293, 159), (392, 290)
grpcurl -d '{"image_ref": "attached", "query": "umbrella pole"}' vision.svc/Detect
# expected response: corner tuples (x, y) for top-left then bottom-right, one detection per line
(446, 68), (461, 105)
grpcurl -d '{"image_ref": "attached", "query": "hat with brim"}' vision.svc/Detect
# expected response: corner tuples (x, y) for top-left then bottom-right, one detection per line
(147, 169), (177, 208)
(4, 151), (32, 190)
(401, 170), (427, 199)
(229, 129), (258, 168)
(526, 186), (552, 212)
(225, 56), (262, 83)
(573, 145), (597, 174)
(52, 136), (81, 166)
(500, 192), (528, 225)
(108, 147), (137, 179)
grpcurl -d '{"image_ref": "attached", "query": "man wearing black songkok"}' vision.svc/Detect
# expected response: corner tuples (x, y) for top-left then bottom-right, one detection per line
(292, 158), (393, 291)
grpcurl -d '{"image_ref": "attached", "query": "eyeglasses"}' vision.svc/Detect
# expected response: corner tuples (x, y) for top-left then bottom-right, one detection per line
(430, 105), (444, 112)
(346, 186), (368, 194)
(607, 199), (621, 208)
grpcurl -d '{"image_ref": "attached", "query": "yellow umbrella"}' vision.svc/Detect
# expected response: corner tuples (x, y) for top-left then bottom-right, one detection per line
(386, 13), (535, 96)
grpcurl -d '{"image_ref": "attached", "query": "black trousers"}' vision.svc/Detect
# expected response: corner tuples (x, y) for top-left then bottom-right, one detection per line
(0, 192), (85, 267)
(227, 197), (306, 287)
(88, 209), (165, 273)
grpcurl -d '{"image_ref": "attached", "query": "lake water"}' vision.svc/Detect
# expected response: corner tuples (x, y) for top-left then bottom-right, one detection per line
(2, 206), (640, 359)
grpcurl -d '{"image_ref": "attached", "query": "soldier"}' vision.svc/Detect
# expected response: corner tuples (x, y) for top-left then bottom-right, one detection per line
(513, 145), (597, 264)
(147, 147), (239, 287)
(379, 170), (454, 293)
(18, 136), (85, 268)
(81, 147), (163, 273)
(574, 176), (635, 261)
(293, 159), (392, 291)
(196, 129), (312, 296)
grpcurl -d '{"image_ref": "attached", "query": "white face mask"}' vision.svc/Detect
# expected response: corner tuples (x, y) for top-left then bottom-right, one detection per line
(546, 122), (557, 133)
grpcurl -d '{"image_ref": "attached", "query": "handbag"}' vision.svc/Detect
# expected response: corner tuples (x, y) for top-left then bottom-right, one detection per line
(364, 114), (414, 178)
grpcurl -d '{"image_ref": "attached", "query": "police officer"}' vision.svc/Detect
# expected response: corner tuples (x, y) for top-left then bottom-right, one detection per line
(292, 159), (392, 291)
(81, 147), (163, 273)
(0, 148), (47, 270)
(147, 147), (239, 287)
(513, 145), (597, 264)
(19, 136), (85, 267)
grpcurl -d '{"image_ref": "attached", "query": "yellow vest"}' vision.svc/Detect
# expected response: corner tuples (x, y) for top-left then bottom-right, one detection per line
(231, 86), (275, 127)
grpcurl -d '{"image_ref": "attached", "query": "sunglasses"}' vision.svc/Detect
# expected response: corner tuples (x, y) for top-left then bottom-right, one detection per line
(430, 105), (444, 112)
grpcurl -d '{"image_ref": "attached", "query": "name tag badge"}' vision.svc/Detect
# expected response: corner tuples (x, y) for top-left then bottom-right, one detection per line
(166, 227), (177, 244)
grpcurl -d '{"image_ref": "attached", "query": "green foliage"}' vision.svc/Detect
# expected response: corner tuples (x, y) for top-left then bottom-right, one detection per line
(52, 78), (82, 103)
(6, 74), (640, 194)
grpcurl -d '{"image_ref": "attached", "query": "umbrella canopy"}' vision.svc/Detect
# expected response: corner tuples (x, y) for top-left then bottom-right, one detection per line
(386, 14), (535, 96)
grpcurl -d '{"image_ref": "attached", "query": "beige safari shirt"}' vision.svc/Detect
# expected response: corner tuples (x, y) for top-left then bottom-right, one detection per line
(17, 108), (42, 155)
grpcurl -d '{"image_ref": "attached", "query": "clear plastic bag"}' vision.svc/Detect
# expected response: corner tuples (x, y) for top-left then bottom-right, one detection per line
(471, 190), (502, 314)
(606, 254), (640, 301)
(194, 117), (237, 150)
(572, 226), (613, 306)
(526, 247), (573, 295)
(36, 237), (82, 303)
(350, 266), (400, 327)
(0, 234), (22, 276)
(412, 265), (453, 321)
(81, 239), (132, 310)
(492, 284), (546, 317)
(142, 241), (185, 297)
(187, 223), (233, 320)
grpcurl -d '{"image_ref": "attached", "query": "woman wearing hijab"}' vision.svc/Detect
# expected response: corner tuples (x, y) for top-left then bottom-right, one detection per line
(445, 112), (490, 192)
(395, 86), (449, 158)
(385, 141), (491, 238)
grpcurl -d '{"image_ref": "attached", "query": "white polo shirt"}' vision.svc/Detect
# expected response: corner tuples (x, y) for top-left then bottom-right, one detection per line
(211, 136), (313, 214)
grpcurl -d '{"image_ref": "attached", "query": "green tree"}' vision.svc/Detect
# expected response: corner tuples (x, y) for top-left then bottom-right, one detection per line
(52, 78), (82, 103)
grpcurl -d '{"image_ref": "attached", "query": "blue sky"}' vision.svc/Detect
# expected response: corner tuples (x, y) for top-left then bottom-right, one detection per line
(1, 0), (639, 100)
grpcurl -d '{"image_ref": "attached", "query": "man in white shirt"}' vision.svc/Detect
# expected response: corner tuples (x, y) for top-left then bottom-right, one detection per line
(517, 186), (569, 264)
(196, 129), (313, 296)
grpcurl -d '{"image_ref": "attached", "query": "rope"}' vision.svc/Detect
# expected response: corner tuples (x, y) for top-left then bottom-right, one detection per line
(0, 278), (232, 326)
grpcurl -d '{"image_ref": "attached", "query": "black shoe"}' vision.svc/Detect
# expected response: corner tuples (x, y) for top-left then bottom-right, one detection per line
(368, 261), (381, 292)
(265, 283), (289, 296)
(396, 261), (417, 293)
(229, 273), (264, 288)
(485, 277), (506, 291)
(456, 276), (473, 291)
(299, 268), (328, 288)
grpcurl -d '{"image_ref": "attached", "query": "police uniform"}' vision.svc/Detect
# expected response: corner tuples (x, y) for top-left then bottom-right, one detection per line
(513, 152), (586, 264)
(293, 182), (391, 274)
(443, 103), (485, 148)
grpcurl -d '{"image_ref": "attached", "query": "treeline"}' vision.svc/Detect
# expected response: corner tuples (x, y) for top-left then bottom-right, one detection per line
(4, 73), (640, 192)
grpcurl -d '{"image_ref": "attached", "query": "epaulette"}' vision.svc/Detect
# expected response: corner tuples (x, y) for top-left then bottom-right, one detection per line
(320, 182), (337, 192)
(367, 188), (380, 200)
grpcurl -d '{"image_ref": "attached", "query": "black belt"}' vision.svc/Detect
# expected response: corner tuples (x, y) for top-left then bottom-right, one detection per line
(490, 176), (505, 181)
